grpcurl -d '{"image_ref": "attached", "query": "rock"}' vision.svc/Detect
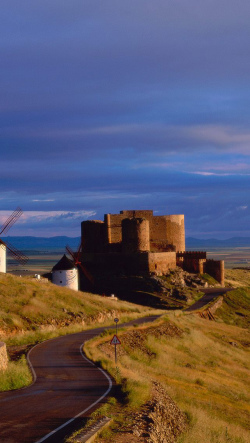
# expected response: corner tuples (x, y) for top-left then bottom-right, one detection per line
(0, 342), (8, 371)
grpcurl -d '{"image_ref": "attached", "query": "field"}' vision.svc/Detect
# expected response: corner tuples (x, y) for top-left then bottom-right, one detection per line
(83, 309), (250, 443)
(7, 246), (250, 277)
(8, 250), (65, 275)
(206, 247), (250, 269)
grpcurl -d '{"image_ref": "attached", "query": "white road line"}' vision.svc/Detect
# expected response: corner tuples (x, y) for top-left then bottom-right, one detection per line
(35, 341), (112, 443)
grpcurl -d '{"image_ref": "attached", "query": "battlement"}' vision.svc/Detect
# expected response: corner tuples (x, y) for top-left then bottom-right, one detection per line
(80, 209), (224, 286)
(177, 251), (207, 259)
(82, 209), (185, 254)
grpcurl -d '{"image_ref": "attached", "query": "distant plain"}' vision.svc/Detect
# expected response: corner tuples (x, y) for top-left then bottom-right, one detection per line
(7, 246), (250, 275)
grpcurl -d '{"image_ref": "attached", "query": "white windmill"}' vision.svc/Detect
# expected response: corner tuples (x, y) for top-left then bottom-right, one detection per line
(51, 254), (79, 291)
(0, 208), (28, 273)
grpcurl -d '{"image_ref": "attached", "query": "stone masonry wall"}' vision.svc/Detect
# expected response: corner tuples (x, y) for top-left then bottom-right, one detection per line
(147, 252), (176, 275)
(104, 213), (125, 244)
(81, 220), (105, 253)
(105, 210), (185, 253)
(0, 342), (8, 371)
(122, 218), (150, 253)
(204, 260), (225, 286)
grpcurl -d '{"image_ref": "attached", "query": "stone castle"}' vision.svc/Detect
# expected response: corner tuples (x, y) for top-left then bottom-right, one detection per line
(81, 209), (224, 286)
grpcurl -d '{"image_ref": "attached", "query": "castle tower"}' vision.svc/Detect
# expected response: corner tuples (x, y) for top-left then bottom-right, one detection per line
(81, 220), (105, 252)
(122, 218), (150, 253)
(52, 255), (79, 291)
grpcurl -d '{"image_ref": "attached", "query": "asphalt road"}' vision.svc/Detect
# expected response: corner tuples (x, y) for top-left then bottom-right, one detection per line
(185, 287), (232, 312)
(0, 315), (159, 443)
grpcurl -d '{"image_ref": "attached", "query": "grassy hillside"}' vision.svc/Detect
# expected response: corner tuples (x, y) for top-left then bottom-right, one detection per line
(83, 313), (250, 443)
(215, 287), (250, 329)
(0, 272), (159, 391)
(224, 268), (250, 287)
(0, 273), (157, 345)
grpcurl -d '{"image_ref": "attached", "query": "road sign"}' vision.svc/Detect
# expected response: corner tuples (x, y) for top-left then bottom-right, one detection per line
(114, 318), (119, 323)
(110, 335), (121, 345)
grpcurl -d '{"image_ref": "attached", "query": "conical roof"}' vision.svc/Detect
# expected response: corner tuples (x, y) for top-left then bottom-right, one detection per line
(52, 254), (75, 271)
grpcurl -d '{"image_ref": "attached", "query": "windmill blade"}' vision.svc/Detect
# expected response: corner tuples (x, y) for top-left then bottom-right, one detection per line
(66, 245), (76, 261)
(78, 262), (94, 285)
(66, 244), (94, 284)
(5, 240), (28, 265)
(75, 242), (82, 263)
(0, 207), (23, 236)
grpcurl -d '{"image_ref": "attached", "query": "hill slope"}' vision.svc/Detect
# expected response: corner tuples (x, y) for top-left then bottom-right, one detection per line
(0, 273), (155, 344)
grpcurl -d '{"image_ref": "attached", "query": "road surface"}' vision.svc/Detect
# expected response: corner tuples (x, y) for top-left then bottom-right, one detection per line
(185, 287), (232, 312)
(0, 315), (159, 443)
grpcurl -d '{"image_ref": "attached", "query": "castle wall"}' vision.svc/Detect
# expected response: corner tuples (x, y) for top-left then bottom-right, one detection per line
(81, 250), (176, 276)
(177, 251), (207, 273)
(204, 260), (225, 286)
(104, 213), (124, 244)
(149, 215), (185, 252)
(105, 210), (153, 245)
(165, 215), (185, 252)
(120, 210), (154, 219)
(122, 218), (150, 253)
(81, 220), (105, 252)
(147, 252), (176, 275)
(104, 210), (185, 253)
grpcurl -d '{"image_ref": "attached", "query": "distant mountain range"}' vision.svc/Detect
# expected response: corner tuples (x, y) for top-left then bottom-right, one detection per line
(186, 237), (250, 248)
(2, 236), (250, 251)
(1, 236), (81, 251)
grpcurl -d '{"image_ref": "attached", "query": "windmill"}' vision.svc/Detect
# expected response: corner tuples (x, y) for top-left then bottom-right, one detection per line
(0, 207), (28, 273)
(66, 243), (94, 286)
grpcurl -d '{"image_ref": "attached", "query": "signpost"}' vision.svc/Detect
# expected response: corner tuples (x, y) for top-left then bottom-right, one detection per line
(111, 318), (121, 364)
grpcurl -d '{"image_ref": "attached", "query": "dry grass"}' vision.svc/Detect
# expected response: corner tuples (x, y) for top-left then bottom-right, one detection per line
(224, 268), (250, 287)
(0, 273), (158, 345)
(84, 313), (250, 443)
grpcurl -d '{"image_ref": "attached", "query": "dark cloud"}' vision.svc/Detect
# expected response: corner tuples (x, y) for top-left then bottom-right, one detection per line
(1, 1), (250, 236)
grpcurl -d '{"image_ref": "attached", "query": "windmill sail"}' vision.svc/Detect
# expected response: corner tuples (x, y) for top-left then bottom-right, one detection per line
(0, 208), (28, 270)
(66, 244), (94, 285)
(0, 207), (23, 236)
(5, 240), (28, 265)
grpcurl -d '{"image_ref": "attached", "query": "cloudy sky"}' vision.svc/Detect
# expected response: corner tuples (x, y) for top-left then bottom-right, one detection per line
(1, 0), (250, 238)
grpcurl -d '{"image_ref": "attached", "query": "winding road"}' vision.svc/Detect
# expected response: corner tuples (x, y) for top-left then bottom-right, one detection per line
(185, 287), (232, 312)
(0, 315), (159, 443)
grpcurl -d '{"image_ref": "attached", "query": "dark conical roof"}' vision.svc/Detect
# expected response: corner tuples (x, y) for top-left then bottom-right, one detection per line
(52, 254), (75, 271)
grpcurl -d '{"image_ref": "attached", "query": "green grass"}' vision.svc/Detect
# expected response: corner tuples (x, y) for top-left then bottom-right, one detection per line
(0, 355), (32, 391)
(200, 273), (220, 285)
(215, 288), (250, 329)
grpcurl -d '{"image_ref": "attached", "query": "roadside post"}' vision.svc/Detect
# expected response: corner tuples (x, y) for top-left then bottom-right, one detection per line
(114, 317), (119, 335)
(110, 318), (121, 365)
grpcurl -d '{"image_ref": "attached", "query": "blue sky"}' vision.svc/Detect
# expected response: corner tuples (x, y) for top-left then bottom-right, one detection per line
(1, 0), (250, 238)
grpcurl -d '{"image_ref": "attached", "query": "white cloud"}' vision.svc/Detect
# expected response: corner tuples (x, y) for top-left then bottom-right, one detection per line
(0, 210), (96, 226)
(32, 199), (55, 202)
(237, 205), (248, 211)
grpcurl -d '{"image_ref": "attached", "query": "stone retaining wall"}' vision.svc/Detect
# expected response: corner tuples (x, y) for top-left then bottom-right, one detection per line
(209, 295), (224, 314)
(0, 342), (8, 371)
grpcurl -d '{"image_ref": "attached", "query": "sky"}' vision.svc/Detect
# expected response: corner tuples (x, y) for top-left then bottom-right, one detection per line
(1, 0), (250, 238)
